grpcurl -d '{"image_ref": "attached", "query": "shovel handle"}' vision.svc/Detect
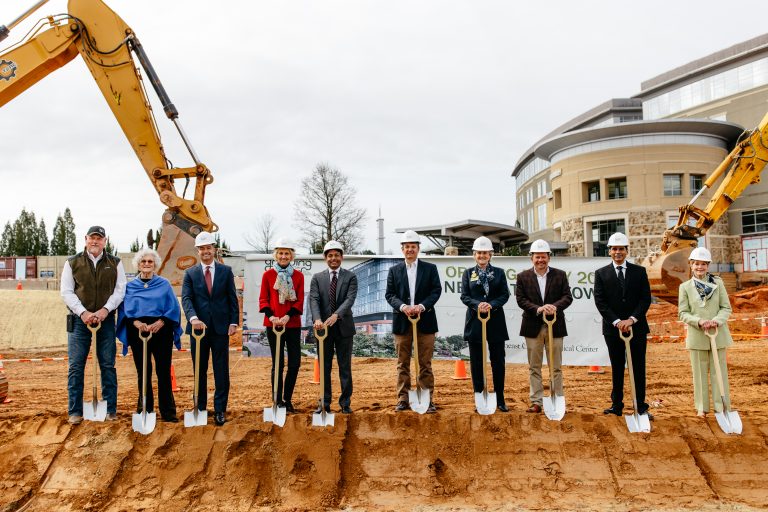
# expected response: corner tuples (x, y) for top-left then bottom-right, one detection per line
(138, 330), (153, 343)
(407, 311), (421, 325)
(704, 325), (719, 338)
(86, 321), (101, 335)
(477, 309), (490, 322)
(705, 324), (730, 411)
(618, 326), (633, 343)
(477, 309), (490, 392)
(543, 312), (556, 327)
(190, 326), (205, 404)
(313, 327), (327, 342)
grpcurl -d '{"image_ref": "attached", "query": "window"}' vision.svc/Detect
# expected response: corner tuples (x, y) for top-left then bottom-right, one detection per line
(583, 181), (600, 203)
(742, 208), (768, 234)
(690, 174), (705, 195)
(527, 210), (534, 232)
(607, 178), (627, 200)
(537, 204), (547, 231)
(526, 188), (533, 203)
(537, 180), (546, 197)
(591, 219), (625, 257)
(663, 174), (682, 196)
(553, 189), (562, 210)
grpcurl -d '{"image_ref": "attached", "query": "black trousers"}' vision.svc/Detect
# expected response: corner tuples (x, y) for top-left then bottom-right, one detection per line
(605, 330), (648, 412)
(127, 320), (176, 419)
(468, 339), (506, 405)
(267, 327), (301, 404)
(316, 325), (353, 408)
(190, 331), (230, 414)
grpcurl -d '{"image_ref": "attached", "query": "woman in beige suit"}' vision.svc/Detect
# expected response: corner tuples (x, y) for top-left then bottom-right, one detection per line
(678, 247), (733, 417)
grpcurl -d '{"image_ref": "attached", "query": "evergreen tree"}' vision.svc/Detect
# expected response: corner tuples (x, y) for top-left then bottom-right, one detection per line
(0, 222), (13, 256)
(62, 208), (77, 254)
(105, 237), (117, 256)
(214, 233), (229, 250)
(36, 219), (49, 256)
(50, 214), (68, 255)
(129, 237), (143, 252)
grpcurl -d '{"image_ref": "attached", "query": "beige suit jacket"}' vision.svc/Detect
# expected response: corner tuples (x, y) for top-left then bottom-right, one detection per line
(678, 276), (733, 350)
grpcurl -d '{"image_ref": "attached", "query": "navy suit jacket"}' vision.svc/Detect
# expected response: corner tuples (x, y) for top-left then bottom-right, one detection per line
(593, 261), (651, 336)
(460, 264), (510, 343)
(385, 260), (442, 335)
(181, 262), (239, 336)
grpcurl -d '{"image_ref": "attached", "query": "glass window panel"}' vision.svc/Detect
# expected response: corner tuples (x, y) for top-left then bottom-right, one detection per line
(607, 178), (627, 199)
(690, 174), (704, 195)
(663, 174), (682, 196)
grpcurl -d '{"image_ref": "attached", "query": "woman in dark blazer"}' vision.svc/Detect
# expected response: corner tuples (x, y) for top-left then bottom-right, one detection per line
(460, 236), (511, 411)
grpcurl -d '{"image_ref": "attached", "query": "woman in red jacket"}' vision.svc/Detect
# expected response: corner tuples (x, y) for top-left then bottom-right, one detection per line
(259, 240), (304, 413)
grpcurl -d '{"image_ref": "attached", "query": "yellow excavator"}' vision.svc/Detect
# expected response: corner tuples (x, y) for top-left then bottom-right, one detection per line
(644, 110), (768, 303)
(0, 0), (216, 287)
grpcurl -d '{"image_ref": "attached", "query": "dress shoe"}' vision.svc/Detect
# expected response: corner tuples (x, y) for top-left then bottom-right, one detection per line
(214, 412), (226, 426)
(314, 405), (331, 414)
(162, 416), (179, 423)
(283, 402), (296, 414)
(106, 413), (118, 421)
(526, 404), (542, 413)
(395, 401), (410, 412)
(68, 414), (83, 425)
(497, 403), (509, 413)
(603, 406), (623, 416)
(643, 412), (654, 421)
(426, 402), (437, 414)
(340, 405), (352, 414)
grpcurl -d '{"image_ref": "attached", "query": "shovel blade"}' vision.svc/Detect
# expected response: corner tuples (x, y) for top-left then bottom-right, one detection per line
(83, 399), (107, 422)
(408, 389), (431, 415)
(183, 408), (208, 428)
(625, 412), (651, 433)
(474, 391), (496, 415)
(543, 394), (566, 421)
(715, 410), (742, 435)
(263, 405), (286, 427)
(132, 411), (157, 435)
(312, 411), (335, 427)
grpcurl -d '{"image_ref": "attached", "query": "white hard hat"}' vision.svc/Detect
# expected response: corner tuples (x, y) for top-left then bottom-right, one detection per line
(194, 231), (216, 247)
(400, 230), (421, 244)
(323, 240), (344, 254)
(472, 236), (494, 252)
(607, 232), (629, 247)
(689, 247), (712, 262)
(529, 239), (551, 254)
(273, 239), (295, 250)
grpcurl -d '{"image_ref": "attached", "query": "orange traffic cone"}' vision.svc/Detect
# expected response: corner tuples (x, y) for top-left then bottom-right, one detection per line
(761, 317), (768, 338)
(16, 281), (22, 290)
(309, 358), (320, 384)
(451, 359), (470, 380)
(588, 365), (605, 374)
(170, 364), (180, 392)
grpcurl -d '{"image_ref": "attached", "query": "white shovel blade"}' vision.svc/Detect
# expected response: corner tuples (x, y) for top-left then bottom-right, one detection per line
(83, 399), (107, 422)
(408, 389), (431, 415)
(184, 409), (208, 428)
(715, 410), (742, 435)
(625, 412), (651, 433)
(312, 411), (335, 427)
(132, 411), (156, 435)
(474, 391), (496, 415)
(543, 394), (566, 421)
(263, 405), (287, 427)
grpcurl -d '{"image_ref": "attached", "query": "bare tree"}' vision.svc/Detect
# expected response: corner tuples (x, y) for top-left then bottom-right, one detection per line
(294, 163), (367, 252)
(244, 213), (278, 252)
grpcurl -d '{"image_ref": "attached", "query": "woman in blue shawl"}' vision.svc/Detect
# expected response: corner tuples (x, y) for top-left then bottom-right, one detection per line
(117, 249), (183, 422)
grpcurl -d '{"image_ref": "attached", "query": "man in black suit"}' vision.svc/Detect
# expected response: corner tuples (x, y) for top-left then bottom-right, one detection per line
(309, 240), (358, 414)
(385, 230), (442, 413)
(593, 232), (653, 419)
(181, 231), (239, 426)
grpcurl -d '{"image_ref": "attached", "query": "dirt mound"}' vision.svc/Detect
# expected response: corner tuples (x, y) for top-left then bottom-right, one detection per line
(0, 290), (67, 350)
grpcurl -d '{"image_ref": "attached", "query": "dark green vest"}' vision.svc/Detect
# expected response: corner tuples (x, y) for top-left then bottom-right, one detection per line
(69, 251), (120, 312)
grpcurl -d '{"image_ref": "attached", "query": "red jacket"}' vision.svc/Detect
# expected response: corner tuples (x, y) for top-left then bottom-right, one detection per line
(259, 268), (304, 328)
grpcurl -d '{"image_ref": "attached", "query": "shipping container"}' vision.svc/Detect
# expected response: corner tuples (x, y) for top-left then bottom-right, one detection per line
(0, 256), (37, 279)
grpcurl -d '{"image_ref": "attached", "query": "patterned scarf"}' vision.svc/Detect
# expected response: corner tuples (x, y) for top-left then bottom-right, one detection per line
(692, 273), (718, 307)
(274, 263), (297, 304)
(475, 265), (494, 295)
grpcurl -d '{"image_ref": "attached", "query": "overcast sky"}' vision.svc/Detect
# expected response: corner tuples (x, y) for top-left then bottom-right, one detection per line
(1, 1), (765, 254)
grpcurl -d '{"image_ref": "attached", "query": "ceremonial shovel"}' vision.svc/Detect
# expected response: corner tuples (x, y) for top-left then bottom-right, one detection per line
(542, 313), (566, 421)
(311, 327), (335, 427)
(263, 324), (287, 427)
(705, 326), (742, 435)
(619, 327), (651, 433)
(83, 322), (107, 422)
(184, 327), (208, 427)
(407, 313), (430, 414)
(132, 330), (156, 435)
(473, 310), (496, 415)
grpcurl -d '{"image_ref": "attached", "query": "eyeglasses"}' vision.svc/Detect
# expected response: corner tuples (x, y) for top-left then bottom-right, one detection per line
(140, 260), (155, 264)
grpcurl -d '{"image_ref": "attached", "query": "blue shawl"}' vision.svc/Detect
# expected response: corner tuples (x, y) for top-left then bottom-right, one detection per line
(116, 275), (183, 356)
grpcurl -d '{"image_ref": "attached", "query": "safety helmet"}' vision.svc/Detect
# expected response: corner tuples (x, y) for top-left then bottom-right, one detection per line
(529, 239), (551, 254)
(472, 236), (493, 252)
(273, 239), (295, 251)
(689, 247), (712, 262)
(607, 232), (629, 247)
(194, 231), (216, 247)
(323, 240), (344, 255)
(400, 230), (421, 244)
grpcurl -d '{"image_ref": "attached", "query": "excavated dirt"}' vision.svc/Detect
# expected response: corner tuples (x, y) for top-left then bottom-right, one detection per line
(1, 287), (767, 511)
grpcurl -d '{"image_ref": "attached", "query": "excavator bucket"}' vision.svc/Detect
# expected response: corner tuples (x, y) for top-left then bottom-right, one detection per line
(156, 216), (200, 291)
(642, 241), (695, 303)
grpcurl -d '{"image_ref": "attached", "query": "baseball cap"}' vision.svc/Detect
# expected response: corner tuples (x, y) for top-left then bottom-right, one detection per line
(86, 226), (106, 238)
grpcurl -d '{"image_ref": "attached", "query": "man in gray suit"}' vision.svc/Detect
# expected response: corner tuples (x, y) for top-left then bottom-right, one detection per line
(309, 240), (358, 414)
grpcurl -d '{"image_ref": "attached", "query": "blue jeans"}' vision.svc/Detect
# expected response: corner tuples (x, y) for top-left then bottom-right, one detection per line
(68, 315), (117, 416)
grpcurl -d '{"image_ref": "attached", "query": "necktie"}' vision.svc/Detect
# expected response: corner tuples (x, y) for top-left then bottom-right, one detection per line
(617, 265), (626, 289)
(205, 265), (212, 295)
(329, 271), (338, 312)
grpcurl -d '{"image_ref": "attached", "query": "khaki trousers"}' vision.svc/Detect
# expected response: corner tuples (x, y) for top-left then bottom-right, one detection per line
(395, 331), (435, 403)
(525, 324), (563, 406)
(689, 348), (730, 413)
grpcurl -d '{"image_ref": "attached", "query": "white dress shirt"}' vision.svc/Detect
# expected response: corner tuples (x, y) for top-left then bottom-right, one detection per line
(534, 266), (550, 301)
(60, 251), (127, 316)
(611, 261), (636, 325)
(399, 259), (424, 312)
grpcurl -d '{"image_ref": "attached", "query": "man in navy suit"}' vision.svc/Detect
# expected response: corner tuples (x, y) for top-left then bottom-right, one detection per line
(593, 232), (653, 419)
(181, 231), (239, 426)
(385, 230), (442, 413)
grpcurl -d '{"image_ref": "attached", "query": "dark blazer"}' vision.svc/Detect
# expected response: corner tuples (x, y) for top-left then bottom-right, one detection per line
(593, 261), (651, 336)
(181, 262), (239, 336)
(460, 264), (510, 343)
(515, 267), (573, 338)
(309, 267), (358, 338)
(385, 260), (442, 335)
